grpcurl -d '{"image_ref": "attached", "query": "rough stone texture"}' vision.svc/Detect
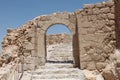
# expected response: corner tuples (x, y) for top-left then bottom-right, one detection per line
(102, 70), (117, 80)
(76, 1), (116, 71)
(0, 1), (119, 79)
(46, 42), (73, 62)
(46, 33), (72, 45)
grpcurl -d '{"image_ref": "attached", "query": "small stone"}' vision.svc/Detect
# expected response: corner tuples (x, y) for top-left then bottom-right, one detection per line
(100, 7), (110, 14)
(84, 4), (95, 9)
(107, 13), (115, 20)
(102, 70), (117, 80)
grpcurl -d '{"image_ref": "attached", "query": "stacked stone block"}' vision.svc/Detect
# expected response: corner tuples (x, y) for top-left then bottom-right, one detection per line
(0, 1), (118, 75)
(76, 1), (115, 70)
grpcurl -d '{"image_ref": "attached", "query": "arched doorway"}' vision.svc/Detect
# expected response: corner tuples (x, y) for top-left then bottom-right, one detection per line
(45, 24), (73, 63)
(35, 13), (80, 68)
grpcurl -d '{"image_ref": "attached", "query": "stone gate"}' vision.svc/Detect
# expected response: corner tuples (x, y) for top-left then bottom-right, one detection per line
(34, 12), (80, 68)
(1, 1), (120, 71)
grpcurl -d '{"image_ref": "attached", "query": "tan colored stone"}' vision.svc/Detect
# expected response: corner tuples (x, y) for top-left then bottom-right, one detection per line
(105, 1), (114, 7)
(102, 70), (117, 80)
(107, 13), (115, 20)
(24, 64), (35, 71)
(96, 62), (107, 70)
(83, 4), (95, 9)
(100, 7), (110, 14)
(86, 61), (96, 70)
(95, 3), (105, 8)
(0, 1), (117, 73)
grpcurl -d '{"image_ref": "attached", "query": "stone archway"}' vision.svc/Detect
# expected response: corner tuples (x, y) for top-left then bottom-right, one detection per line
(35, 12), (80, 68)
(45, 24), (73, 63)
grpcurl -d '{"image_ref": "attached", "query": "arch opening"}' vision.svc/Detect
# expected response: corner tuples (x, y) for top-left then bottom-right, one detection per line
(45, 24), (74, 64)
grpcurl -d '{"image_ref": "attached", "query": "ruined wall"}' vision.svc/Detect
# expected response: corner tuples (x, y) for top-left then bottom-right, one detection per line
(1, 1), (117, 72)
(33, 12), (80, 68)
(1, 12), (79, 70)
(1, 21), (37, 70)
(46, 33), (72, 45)
(76, 1), (115, 70)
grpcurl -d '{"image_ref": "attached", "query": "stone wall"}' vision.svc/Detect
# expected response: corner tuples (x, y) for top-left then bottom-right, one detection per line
(76, 1), (116, 70)
(46, 33), (72, 45)
(1, 21), (37, 70)
(0, 0), (118, 73)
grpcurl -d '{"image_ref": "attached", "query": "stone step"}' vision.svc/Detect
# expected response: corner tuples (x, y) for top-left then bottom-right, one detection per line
(47, 55), (73, 57)
(47, 57), (73, 61)
(53, 49), (72, 51)
(32, 74), (79, 79)
(48, 52), (72, 55)
(45, 63), (73, 69)
(32, 78), (80, 80)
(31, 68), (80, 75)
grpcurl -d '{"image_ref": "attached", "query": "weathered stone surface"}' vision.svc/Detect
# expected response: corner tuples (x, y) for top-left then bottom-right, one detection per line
(0, 1), (117, 78)
(100, 7), (110, 14)
(83, 4), (95, 9)
(102, 70), (117, 80)
(96, 62), (107, 70)
(24, 64), (35, 71)
(86, 61), (96, 70)
(46, 33), (72, 45)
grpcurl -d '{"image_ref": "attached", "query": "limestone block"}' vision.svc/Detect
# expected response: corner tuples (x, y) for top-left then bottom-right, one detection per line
(31, 50), (37, 57)
(24, 57), (35, 64)
(91, 54), (106, 62)
(107, 13), (115, 20)
(86, 61), (96, 70)
(97, 14), (107, 20)
(40, 15), (52, 21)
(83, 4), (95, 9)
(100, 7), (110, 14)
(23, 42), (35, 50)
(31, 37), (35, 43)
(105, 1), (114, 7)
(96, 62), (107, 70)
(23, 50), (31, 57)
(95, 3), (105, 8)
(23, 64), (35, 71)
(28, 32), (35, 37)
(37, 57), (46, 66)
(37, 44), (45, 57)
(110, 20), (115, 26)
(111, 6), (115, 14)
(88, 15), (97, 21)
(18, 63), (23, 73)
(83, 70), (97, 80)
(81, 62), (87, 69)
(102, 70), (117, 80)
(80, 21), (93, 28)
(69, 13), (76, 23)
(81, 55), (92, 62)
(93, 8), (100, 15)
(53, 12), (70, 19)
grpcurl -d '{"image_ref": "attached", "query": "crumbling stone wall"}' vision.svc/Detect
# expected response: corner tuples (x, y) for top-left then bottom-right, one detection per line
(1, 21), (37, 70)
(46, 33), (72, 45)
(1, 1), (118, 72)
(76, 1), (115, 70)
